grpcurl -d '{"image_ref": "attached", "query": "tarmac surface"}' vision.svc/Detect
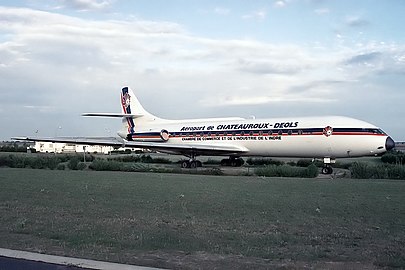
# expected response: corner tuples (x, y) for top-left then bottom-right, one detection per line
(0, 248), (163, 270)
(0, 255), (92, 270)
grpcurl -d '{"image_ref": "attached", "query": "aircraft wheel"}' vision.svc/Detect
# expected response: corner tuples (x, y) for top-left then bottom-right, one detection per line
(230, 158), (244, 167)
(322, 166), (333, 174)
(190, 161), (198, 169)
(196, 160), (202, 167)
(181, 161), (190, 168)
(221, 159), (230, 166)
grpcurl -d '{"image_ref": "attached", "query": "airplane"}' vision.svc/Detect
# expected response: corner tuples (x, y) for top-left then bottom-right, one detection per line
(14, 86), (395, 174)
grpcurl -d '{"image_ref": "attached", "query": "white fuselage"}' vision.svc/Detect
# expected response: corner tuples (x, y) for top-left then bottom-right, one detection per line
(118, 115), (389, 159)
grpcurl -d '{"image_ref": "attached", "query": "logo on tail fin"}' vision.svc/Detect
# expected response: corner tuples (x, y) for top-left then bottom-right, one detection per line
(121, 87), (135, 134)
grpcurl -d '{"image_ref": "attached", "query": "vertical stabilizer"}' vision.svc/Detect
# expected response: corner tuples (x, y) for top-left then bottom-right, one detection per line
(120, 87), (155, 118)
(120, 87), (161, 137)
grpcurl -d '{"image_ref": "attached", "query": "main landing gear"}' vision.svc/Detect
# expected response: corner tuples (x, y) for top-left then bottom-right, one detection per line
(321, 157), (335, 174)
(181, 159), (202, 169)
(220, 157), (244, 167)
(180, 156), (244, 168)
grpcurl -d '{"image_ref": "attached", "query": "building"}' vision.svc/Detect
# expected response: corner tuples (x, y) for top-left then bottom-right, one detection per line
(396, 142), (405, 152)
(35, 142), (115, 154)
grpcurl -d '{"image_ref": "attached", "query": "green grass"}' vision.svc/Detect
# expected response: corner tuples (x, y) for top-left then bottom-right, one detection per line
(0, 168), (405, 269)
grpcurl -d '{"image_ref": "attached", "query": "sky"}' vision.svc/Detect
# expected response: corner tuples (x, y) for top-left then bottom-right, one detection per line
(1, 0), (404, 141)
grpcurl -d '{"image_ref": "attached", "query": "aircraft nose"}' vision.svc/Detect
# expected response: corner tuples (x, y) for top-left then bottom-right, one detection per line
(385, 136), (395, 151)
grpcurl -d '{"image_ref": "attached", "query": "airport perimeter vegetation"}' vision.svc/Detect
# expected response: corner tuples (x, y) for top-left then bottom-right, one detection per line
(0, 152), (405, 268)
(0, 149), (405, 179)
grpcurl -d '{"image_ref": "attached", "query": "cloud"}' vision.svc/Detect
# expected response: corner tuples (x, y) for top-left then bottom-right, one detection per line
(345, 15), (370, 27)
(274, 0), (289, 8)
(214, 7), (230, 15)
(201, 95), (336, 107)
(61, 0), (114, 11)
(237, 59), (306, 75)
(344, 51), (382, 65)
(0, 6), (404, 140)
(341, 45), (405, 76)
(242, 9), (267, 20)
(314, 8), (330, 15)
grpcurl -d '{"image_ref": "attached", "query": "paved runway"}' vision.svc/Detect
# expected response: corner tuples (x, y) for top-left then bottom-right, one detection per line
(0, 255), (92, 270)
(0, 248), (163, 270)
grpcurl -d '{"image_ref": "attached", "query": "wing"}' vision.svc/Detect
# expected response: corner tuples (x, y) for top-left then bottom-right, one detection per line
(12, 136), (249, 156)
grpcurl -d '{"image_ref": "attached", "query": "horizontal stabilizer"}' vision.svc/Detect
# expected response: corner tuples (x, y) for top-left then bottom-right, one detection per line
(82, 113), (143, 118)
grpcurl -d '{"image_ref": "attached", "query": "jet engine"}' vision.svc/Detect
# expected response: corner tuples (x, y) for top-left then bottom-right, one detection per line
(127, 129), (170, 142)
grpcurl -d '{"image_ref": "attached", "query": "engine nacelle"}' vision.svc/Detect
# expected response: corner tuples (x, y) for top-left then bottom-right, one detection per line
(127, 129), (170, 142)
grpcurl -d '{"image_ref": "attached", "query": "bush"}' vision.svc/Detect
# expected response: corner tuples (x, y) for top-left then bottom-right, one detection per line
(387, 165), (405, 180)
(204, 167), (223, 175)
(0, 144), (28, 152)
(0, 155), (61, 170)
(204, 159), (221, 165)
(57, 164), (65, 170)
(296, 159), (313, 167)
(247, 158), (284, 166)
(108, 155), (141, 163)
(350, 162), (377, 179)
(58, 155), (71, 163)
(350, 162), (405, 180)
(381, 151), (405, 165)
(107, 154), (170, 164)
(304, 164), (319, 178)
(9, 155), (26, 168)
(151, 157), (172, 164)
(67, 157), (80, 170)
(89, 160), (123, 171)
(47, 156), (60, 170)
(77, 162), (87, 170)
(140, 155), (153, 163)
(0, 155), (12, 167)
(255, 164), (318, 178)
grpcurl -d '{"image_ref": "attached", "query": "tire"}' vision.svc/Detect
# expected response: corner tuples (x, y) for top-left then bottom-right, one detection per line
(221, 159), (230, 166)
(181, 161), (190, 168)
(190, 161), (198, 168)
(322, 166), (333, 174)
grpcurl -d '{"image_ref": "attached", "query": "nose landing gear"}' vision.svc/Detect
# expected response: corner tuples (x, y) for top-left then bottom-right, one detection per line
(322, 157), (335, 174)
(322, 165), (333, 174)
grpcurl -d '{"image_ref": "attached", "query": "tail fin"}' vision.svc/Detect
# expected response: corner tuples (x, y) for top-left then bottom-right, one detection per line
(121, 87), (154, 118)
(120, 87), (160, 136)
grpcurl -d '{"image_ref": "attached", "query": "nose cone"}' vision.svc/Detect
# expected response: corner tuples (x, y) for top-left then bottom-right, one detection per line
(385, 136), (395, 151)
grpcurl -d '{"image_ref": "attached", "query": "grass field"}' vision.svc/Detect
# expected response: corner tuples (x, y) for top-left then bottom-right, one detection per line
(0, 168), (405, 269)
